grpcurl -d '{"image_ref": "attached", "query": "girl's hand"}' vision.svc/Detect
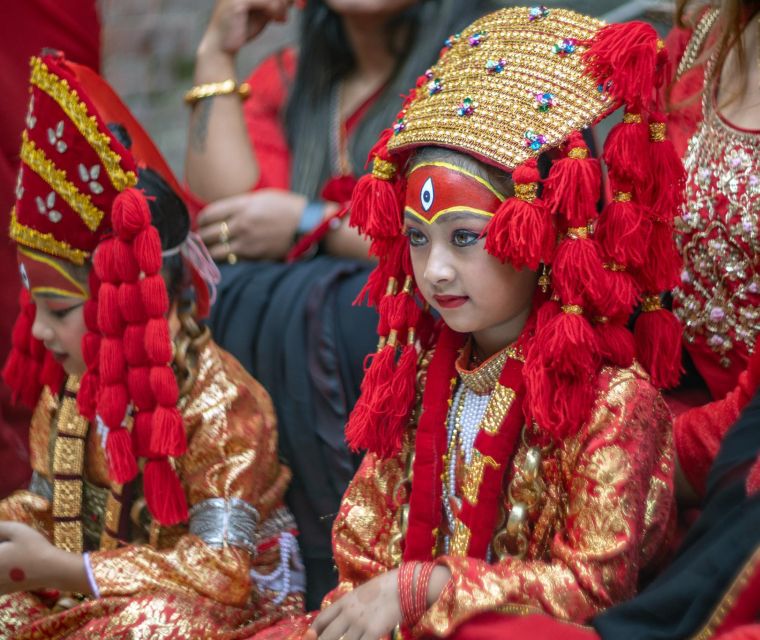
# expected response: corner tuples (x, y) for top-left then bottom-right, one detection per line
(306, 569), (402, 640)
(201, 0), (291, 57)
(0, 522), (89, 596)
(198, 189), (307, 261)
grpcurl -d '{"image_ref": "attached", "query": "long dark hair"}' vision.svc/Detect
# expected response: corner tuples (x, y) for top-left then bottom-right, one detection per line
(284, 0), (503, 199)
(675, 0), (760, 102)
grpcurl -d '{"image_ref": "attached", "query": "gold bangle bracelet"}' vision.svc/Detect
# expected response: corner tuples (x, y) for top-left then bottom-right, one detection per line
(183, 79), (251, 105)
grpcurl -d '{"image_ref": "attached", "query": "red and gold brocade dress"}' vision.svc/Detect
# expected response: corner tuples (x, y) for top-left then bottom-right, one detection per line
(257, 345), (675, 639)
(0, 341), (304, 639)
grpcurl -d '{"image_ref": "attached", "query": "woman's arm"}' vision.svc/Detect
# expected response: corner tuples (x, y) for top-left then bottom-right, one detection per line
(185, 0), (290, 200)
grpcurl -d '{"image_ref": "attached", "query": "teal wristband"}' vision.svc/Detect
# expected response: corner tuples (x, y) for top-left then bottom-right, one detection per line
(297, 201), (325, 235)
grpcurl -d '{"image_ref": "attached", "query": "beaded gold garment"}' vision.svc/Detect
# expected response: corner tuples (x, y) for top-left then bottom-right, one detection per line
(673, 80), (760, 369)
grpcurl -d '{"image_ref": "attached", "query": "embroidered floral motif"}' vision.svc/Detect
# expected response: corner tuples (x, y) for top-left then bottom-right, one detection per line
(36, 192), (63, 223)
(47, 120), (67, 154)
(78, 163), (104, 195)
(25, 95), (36, 130)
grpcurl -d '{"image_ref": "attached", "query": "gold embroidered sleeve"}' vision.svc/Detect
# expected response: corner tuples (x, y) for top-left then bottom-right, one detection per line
(90, 344), (289, 607)
(324, 447), (408, 607)
(419, 372), (675, 636)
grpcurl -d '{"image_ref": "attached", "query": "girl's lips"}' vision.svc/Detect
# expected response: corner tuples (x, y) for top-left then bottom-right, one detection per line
(433, 294), (469, 309)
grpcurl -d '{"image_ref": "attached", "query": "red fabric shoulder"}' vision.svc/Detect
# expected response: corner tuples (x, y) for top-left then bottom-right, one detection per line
(242, 48), (297, 190)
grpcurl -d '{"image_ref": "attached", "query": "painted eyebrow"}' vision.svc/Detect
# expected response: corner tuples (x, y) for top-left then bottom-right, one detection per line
(403, 210), (492, 224)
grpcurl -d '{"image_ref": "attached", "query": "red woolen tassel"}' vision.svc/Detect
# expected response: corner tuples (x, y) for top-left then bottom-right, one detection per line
(140, 274), (170, 317)
(98, 337), (126, 385)
(96, 283), (124, 336)
(595, 319), (635, 369)
(634, 299), (683, 389)
(524, 308), (601, 441)
(542, 133), (601, 227)
(127, 367), (154, 411)
(77, 371), (98, 419)
(638, 113), (686, 217)
(131, 411), (153, 458)
(485, 160), (553, 269)
(143, 458), (188, 525)
(144, 317), (173, 364)
(134, 227), (163, 274)
(597, 269), (640, 319)
(603, 118), (651, 184)
(595, 195), (652, 270)
(118, 282), (146, 324)
(49, 356), (73, 396)
(150, 405), (186, 458)
(637, 220), (681, 293)
(112, 188), (152, 239)
(123, 325), (148, 366)
(105, 426), (138, 484)
(97, 383), (129, 430)
(582, 21), (663, 111)
(551, 235), (608, 311)
(150, 366), (180, 406)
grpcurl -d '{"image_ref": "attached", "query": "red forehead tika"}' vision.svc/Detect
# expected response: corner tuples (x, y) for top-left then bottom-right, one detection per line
(18, 247), (88, 300)
(405, 161), (505, 224)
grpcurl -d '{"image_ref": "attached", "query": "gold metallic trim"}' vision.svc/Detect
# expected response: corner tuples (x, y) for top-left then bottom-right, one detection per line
(641, 295), (662, 313)
(613, 191), (633, 202)
(604, 261), (627, 272)
(561, 304), (584, 315)
(691, 546), (760, 640)
(461, 451), (500, 505)
(623, 112), (642, 124)
(480, 384), (517, 435)
(21, 133), (104, 231)
(30, 57), (138, 192)
(10, 209), (90, 265)
(514, 182), (538, 202)
(450, 520), (472, 557)
(405, 205), (495, 224)
(566, 225), (590, 239)
(372, 157), (397, 181)
(649, 122), (666, 142)
(567, 147), (589, 159)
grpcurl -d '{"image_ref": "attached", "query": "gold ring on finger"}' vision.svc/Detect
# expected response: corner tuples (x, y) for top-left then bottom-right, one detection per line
(221, 240), (238, 265)
(219, 220), (230, 244)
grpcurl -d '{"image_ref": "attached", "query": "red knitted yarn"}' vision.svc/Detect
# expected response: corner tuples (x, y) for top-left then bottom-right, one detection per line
(639, 113), (686, 217)
(485, 160), (554, 270)
(105, 427), (138, 484)
(582, 21), (663, 111)
(595, 188), (652, 270)
(602, 118), (650, 185)
(551, 234), (608, 311)
(637, 220), (681, 293)
(595, 319), (635, 369)
(542, 133), (601, 227)
(2, 291), (47, 408)
(524, 309), (601, 441)
(634, 302), (683, 389)
(143, 458), (188, 526)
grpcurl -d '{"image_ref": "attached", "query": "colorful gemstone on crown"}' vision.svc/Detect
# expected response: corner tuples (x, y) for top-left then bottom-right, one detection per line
(528, 5), (550, 21)
(456, 97), (477, 117)
(444, 33), (461, 49)
(533, 92), (556, 112)
(393, 117), (407, 135)
(468, 31), (487, 47)
(428, 78), (443, 96)
(553, 38), (577, 56)
(523, 130), (547, 150)
(485, 58), (507, 74)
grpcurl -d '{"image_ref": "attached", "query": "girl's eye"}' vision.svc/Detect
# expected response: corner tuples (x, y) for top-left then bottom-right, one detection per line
(406, 227), (428, 247)
(452, 229), (481, 247)
(50, 304), (82, 319)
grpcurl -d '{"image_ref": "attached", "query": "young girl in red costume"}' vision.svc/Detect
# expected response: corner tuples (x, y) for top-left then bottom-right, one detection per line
(0, 53), (303, 638)
(253, 5), (685, 640)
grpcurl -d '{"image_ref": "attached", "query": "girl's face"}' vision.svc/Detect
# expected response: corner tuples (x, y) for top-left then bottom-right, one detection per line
(19, 249), (88, 377)
(404, 160), (537, 355)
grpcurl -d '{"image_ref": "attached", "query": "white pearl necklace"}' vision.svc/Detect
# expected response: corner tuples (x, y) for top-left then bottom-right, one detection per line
(442, 383), (492, 548)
